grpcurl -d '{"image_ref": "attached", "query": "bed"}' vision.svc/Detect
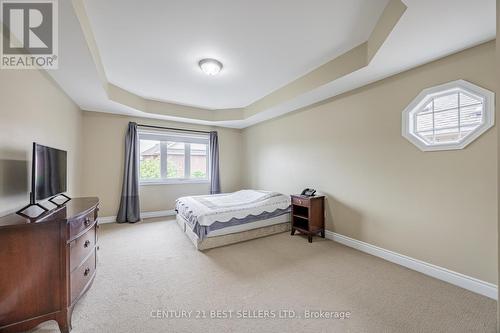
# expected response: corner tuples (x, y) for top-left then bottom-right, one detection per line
(175, 190), (291, 250)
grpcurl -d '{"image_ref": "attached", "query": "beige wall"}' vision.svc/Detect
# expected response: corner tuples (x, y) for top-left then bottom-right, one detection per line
(242, 41), (498, 284)
(496, 0), (499, 324)
(0, 69), (83, 216)
(80, 112), (243, 217)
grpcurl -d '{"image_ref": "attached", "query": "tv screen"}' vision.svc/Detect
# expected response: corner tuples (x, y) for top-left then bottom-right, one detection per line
(33, 143), (67, 202)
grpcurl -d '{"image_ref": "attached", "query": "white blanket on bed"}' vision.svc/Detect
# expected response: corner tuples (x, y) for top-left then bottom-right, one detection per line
(176, 190), (291, 227)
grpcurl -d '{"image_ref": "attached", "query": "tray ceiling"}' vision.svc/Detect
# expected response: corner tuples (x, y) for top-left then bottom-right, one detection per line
(41, 0), (495, 128)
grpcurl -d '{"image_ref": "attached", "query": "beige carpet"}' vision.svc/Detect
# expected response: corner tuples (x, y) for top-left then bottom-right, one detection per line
(31, 219), (496, 333)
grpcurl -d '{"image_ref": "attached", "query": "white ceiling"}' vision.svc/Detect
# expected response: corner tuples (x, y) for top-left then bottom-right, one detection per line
(242, 0), (496, 127)
(45, 0), (496, 128)
(83, 0), (389, 109)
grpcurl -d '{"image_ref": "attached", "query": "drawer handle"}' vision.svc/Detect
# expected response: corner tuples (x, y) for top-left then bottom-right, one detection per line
(84, 240), (91, 248)
(84, 267), (90, 276)
(84, 217), (91, 226)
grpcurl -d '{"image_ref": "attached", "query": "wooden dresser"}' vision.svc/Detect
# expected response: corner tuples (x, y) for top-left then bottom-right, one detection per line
(290, 195), (325, 243)
(0, 197), (99, 333)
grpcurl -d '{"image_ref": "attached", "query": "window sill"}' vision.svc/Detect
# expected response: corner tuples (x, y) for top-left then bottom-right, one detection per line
(140, 179), (210, 186)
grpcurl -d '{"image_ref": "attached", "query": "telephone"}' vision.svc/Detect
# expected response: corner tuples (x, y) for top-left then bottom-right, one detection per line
(301, 188), (316, 197)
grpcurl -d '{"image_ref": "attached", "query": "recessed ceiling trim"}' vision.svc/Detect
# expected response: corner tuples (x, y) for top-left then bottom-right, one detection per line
(245, 0), (407, 118)
(72, 0), (107, 90)
(71, 0), (405, 126)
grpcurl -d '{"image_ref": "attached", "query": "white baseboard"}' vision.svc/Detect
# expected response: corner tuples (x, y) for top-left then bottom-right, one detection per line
(98, 209), (176, 224)
(141, 210), (176, 219)
(98, 216), (117, 224)
(325, 231), (497, 300)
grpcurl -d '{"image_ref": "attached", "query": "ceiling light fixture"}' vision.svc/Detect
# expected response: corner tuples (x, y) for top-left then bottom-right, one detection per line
(199, 58), (223, 76)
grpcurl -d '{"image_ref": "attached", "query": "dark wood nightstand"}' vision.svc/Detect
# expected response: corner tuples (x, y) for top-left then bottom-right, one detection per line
(290, 195), (325, 243)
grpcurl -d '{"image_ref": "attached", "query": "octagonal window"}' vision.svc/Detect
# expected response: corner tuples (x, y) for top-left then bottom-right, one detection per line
(402, 80), (495, 151)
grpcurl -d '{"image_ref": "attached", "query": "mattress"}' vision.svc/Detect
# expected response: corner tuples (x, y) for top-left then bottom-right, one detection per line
(179, 213), (289, 237)
(176, 190), (291, 239)
(177, 214), (291, 251)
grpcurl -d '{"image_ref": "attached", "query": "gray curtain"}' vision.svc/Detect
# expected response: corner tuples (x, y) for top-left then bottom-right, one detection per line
(117, 122), (141, 223)
(209, 131), (221, 194)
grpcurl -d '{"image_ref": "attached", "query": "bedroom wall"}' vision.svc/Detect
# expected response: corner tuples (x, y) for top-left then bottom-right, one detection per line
(80, 112), (243, 217)
(0, 69), (83, 217)
(242, 41), (498, 284)
(496, 0), (499, 319)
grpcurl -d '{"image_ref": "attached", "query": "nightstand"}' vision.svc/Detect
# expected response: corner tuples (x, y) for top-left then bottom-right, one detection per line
(290, 195), (325, 243)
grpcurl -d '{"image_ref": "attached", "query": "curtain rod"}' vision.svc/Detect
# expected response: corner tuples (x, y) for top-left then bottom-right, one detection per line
(137, 124), (212, 134)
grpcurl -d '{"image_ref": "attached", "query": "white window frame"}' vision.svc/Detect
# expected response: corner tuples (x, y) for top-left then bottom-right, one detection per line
(138, 129), (210, 185)
(402, 80), (495, 151)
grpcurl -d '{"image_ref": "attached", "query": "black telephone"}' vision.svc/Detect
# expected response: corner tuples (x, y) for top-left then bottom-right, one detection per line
(301, 188), (316, 197)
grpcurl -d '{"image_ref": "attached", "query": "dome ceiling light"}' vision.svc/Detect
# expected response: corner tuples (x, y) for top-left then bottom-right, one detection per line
(199, 58), (223, 76)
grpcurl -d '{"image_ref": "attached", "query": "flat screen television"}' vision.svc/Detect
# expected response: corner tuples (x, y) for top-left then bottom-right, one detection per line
(16, 143), (69, 218)
(32, 143), (67, 203)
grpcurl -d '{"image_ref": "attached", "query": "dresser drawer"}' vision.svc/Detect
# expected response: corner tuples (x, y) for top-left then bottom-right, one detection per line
(70, 226), (96, 272)
(69, 210), (96, 241)
(291, 196), (310, 207)
(71, 250), (96, 303)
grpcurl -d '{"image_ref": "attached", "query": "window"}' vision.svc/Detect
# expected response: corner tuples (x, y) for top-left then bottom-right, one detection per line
(402, 80), (495, 151)
(138, 129), (209, 184)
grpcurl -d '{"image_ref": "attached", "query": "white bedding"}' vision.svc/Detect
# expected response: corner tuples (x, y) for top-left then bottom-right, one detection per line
(176, 190), (291, 228)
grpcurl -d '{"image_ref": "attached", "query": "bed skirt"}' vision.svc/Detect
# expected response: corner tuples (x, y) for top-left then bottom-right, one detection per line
(176, 214), (291, 251)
